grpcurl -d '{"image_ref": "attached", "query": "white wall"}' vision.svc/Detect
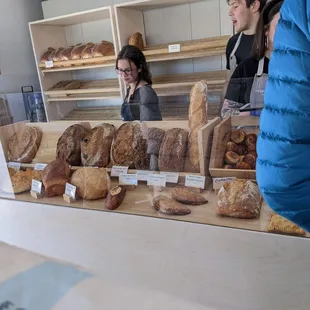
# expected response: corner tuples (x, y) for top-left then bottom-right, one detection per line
(0, 0), (43, 94)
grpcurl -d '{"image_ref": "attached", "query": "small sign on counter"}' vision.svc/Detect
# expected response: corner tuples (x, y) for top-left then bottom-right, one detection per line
(8, 162), (21, 171)
(168, 44), (181, 53)
(213, 177), (236, 190)
(30, 179), (43, 199)
(34, 163), (47, 171)
(160, 172), (179, 184)
(147, 174), (167, 187)
(119, 174), (138, 186)
(185, 175), (206, 189)
(111, 166), (129, 177)
(64, 183), (76, 200)
(137, 170), (153, 182)
(45, 60), (54, 68)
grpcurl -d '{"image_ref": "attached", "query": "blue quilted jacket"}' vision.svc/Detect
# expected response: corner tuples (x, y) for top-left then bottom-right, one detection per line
(257, 0), (310, 231)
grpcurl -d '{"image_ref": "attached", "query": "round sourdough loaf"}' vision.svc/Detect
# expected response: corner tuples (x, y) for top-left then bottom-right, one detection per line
(71, 167), (111, 200)
(7, 126), (42, 163)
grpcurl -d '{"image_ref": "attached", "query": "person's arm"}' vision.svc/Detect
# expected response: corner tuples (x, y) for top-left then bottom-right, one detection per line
(257, 0), (310, 231)
(139, 86), (162, 121)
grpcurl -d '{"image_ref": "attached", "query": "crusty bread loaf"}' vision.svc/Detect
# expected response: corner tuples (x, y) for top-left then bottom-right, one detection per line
(81, 123), (115, 167)
(147, 127), (165, 171)
(58, 46), (75, 61)
(268, 213), (306, 236)
(171, 186), (208, 205)
(153, 195), (191, 215)
(52, 47), (65, 62)
(129, 33), (144, 51)
(158, 128), (187, 172)
(81, 42), (95, 59)
(133, 123), (149, 170)
(111, 123), (135, 168)
(8, 167), (16, 178)
(188, 80), (208, 171)
(7, 126), (42, 163)
(56, 124), (90, 166)
(71, 43), (87, 60)
(40, 47), (56, 63)
(216, 180), (262, 219)
(10, 169), (42, 194)
(71, 167), (111, 200)
(42, 159), (70, 197)
(92, 41), (115, 57)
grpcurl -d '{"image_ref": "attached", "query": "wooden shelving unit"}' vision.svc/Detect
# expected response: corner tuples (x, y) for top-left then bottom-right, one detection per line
(29, 6), (121, 121)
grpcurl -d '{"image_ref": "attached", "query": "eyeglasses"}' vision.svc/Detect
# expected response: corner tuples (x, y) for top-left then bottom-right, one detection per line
(115, 68), (134, 76)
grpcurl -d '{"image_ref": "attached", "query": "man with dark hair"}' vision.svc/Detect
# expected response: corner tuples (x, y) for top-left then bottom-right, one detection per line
(226, 0), (267, 73)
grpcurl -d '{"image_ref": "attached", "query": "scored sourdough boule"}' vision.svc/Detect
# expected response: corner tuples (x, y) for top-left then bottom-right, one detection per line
(216, 180), (262, 219)
(106, 186), (126, 210)
(7, 126), (42, 163)
(71, 167), (111, 200)
(81, 123), (115, 167)
(57, 124), (90, 166)
(171, 186), (208, 205)
(42, 159), (70, 197)
(188, 80), (208, 171)
(153, 195), (191, 215)
(230, 129), (246, 144)
(224, 151), (239, 165)
(158, 128), (187, 172)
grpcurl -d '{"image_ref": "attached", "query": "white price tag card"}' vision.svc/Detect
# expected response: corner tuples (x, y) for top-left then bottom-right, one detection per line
(8, 162), (21, 171)
(111, 166), (129, 177)
(168, 44), (181, 53)
(137, 170), (153, 182)
(45, 60), (54, 68)
(160, 172), (179, 184)
(185, 175), (206, 189)
(147, 174), (167, 187)
(65, 183), (76, 198)
(213, 177), (236, 190)
(31, 179), (42, 194)
(119, 174), (138, 186)
(34, 163), (47, 171)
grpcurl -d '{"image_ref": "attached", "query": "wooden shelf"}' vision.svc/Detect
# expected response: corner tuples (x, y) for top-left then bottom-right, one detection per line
(39, 56), (116, 73)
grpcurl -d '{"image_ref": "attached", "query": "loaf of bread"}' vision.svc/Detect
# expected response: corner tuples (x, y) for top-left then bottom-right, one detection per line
(10, 169), (42, 194)
(133, 123), (149, 170)
(8, 167), (16, 178)
(81, 43), (95, 59)
(56, 123), (90, 166)
(171, 186), (208, 205)
(129, 32), (144, 51)
(71, 43), (87, 60)
(81, 123), (115, 167)
(158, 128), (187, 172)
(52, 47), (65, 62)
(58, 46), (75, 61)
(7, 126), (42, 163)
(42, 159), (70, 197)
(188, 80), (208, 171)
(147, 127), (165, 171)
(153, 195), (191, 215)
(216, 180), (262, 219)
(40, 47), (56, 63)
(111, 123), (135, 168)
(71, 167), (111, 200)
(92, 41), (114, 57)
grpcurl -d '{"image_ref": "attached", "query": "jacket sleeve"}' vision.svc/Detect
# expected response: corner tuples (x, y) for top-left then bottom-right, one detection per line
(256, 0), (310, 231)
(139, 86), (162, 121)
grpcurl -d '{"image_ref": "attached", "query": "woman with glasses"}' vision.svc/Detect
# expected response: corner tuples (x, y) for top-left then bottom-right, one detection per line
(221, 0), (283, 118)
(116, 45), (162, 121)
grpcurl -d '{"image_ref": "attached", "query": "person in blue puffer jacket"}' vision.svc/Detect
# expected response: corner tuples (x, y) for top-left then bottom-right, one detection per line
(257, 0), (310, 231)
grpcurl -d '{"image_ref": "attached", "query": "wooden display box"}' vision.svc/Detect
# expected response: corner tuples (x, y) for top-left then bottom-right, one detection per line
(209, 116), (259, 180)
(0, 118), (220, 186)
(29, 6), (121, 121)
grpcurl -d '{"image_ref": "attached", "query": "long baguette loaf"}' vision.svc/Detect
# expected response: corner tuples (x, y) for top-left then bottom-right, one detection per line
(188, 80), (208, 171)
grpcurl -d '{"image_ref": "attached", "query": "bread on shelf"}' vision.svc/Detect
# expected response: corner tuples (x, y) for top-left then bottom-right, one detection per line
(153, 195), (191, 216)
(81, 42), (95, 59)
(71, 167), (111, 200)
(216, 180), (262, 219)
(7, 126), (42, 163)
(129, 32), (144, 51)
(92, 41), (114, 57)
(40, 47), (56, 63)
(10, 169), (42, 194)
(268, 214), (306, 236)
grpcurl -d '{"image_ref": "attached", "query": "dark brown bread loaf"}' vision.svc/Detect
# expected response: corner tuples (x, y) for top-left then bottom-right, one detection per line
(71, 43), (87, 60)
(40, 47), (56, 63)
(81, 123), (115, 167)
(7, 126), (42, 163)
(158, 128), (187, 172)
(133, 123), (149, 170)
(147, 127), (165, 171)
(92, 41), (115, 57)
(81, 42), (95, 59)
(56, 124), (90, 166)
(52, 47), (65, 62)
(42, 159), (70, 197)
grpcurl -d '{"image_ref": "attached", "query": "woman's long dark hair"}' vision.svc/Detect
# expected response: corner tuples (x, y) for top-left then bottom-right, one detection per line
(116, 45), (152, 85)
(252, 0), (283, 60)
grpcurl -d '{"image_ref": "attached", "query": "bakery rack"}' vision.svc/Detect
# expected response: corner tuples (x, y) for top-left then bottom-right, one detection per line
(29, 6), (121, 121)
